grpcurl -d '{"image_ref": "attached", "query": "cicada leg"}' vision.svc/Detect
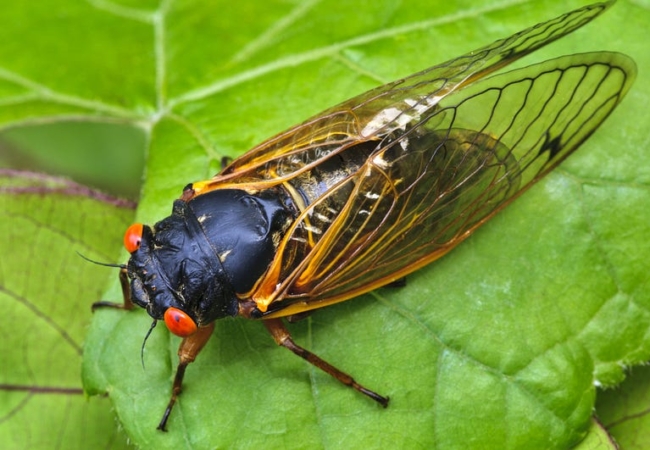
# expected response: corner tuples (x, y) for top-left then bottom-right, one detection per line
(220, 156), (233, 170)
(91, 267), (216, 431)
(91, 267), (134, 311)
(157, 323), (215, 431)
(384, 277), (407, 288)
(263, 319), (389, 407)
(286, 311), (312, 323)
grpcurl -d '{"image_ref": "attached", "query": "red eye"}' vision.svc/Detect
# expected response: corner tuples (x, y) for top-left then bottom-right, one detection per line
(123, 223), (143, 253)
(164, 307), (198, 337)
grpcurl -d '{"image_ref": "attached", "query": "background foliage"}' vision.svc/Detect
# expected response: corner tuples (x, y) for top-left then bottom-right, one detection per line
(0, 1), (648, 449)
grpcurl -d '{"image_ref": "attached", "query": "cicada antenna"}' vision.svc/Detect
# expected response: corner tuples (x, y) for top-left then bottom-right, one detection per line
(76, 251), (126, 269)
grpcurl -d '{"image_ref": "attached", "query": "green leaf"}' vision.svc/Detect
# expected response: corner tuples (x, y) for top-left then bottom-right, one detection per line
(596, 365), (650, 448)
(1, 1), (648, 449)
(573, 419), (618, 450)
(0, 171), (135, 449)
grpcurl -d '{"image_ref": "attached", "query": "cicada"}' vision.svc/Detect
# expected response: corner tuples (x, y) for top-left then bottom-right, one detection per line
(93, 1), (635, 430)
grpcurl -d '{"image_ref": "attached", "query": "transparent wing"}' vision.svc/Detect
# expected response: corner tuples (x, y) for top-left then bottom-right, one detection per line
(198, 1), (614, 192)
(179, 2), (636, 315)
(258, 50), (635, 316)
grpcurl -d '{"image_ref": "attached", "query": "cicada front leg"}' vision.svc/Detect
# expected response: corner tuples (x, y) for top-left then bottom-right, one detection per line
(91, 267), (134, 311)
(157, 323), (215, 431)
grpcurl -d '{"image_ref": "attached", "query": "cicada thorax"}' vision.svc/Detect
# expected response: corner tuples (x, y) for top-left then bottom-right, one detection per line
(126, 186), (298, 326)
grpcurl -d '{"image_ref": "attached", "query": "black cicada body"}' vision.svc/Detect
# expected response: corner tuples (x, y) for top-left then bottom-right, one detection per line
(126, 188), (294, 325)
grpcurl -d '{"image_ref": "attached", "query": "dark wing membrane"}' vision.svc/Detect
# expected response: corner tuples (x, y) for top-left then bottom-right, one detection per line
(209, 2), (613, 189)
(262, 51), (635, 314)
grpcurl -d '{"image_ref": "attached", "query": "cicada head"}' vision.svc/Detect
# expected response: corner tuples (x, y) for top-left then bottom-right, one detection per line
(124, 200), (240, 336)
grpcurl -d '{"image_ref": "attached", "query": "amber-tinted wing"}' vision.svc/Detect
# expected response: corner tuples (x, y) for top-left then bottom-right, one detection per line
(187, 2), (635, 315)
(244, 5), (636, 316)
(203, 1), (613, 191)
(257, 50), (635, 316)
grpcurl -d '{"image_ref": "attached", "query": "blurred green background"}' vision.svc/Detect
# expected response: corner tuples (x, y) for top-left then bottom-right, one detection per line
(0, 122), (144, 200)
